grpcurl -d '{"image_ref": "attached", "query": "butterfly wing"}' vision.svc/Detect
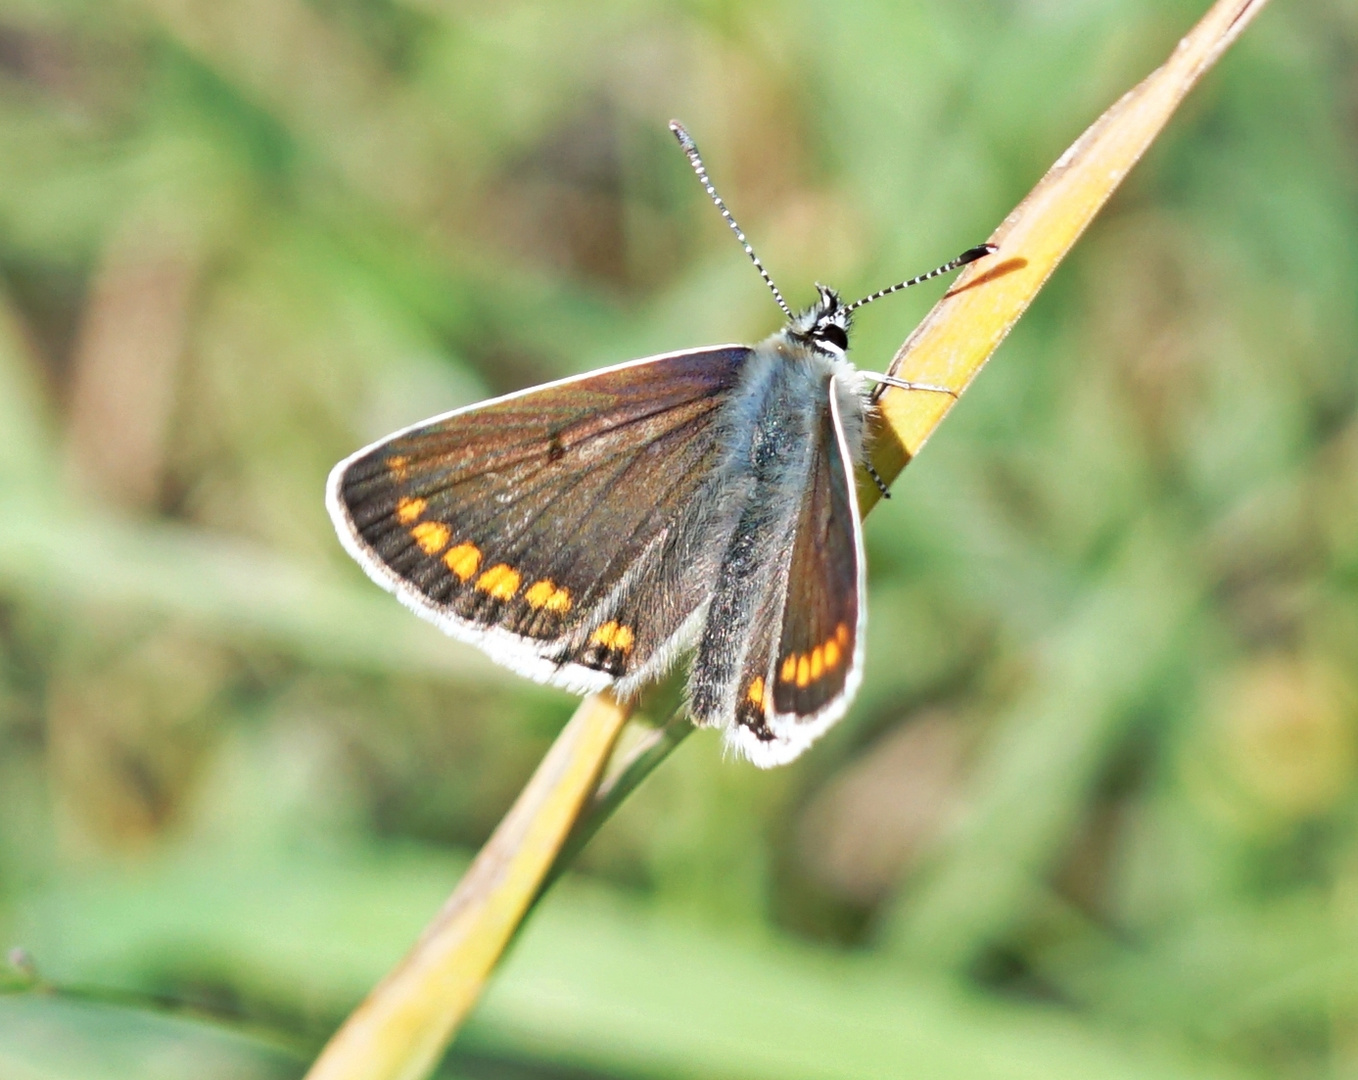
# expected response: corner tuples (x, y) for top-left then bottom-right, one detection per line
(327, 346), (752, 694)
(726, 379), (866, 766)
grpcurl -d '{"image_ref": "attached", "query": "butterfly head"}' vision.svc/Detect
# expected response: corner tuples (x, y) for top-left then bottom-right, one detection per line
(789, 284), (852, 361)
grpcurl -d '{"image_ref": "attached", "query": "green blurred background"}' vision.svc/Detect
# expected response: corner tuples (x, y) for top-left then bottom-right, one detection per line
(0, 0), (1355, 1077)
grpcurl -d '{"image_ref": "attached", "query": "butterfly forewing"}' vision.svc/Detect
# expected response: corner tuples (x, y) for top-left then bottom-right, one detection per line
(765, 383), (865, 747)
(711, 373), (866, 767)
(328, 346), (752, 692)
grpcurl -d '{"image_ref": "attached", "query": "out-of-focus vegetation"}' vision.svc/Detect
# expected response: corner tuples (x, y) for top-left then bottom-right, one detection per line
(0, 0), (1354, 1077)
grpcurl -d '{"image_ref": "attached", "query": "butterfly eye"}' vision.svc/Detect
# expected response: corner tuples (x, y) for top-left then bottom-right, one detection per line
(815, 324), (849, 351)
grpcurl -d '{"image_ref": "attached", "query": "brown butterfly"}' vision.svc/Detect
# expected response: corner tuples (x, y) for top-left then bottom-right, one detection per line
(327, 121), (993, 765)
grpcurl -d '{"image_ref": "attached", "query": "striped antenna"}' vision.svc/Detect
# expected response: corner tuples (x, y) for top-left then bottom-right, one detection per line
(670, 120), (792, 319)
(845, 243), (997, 313)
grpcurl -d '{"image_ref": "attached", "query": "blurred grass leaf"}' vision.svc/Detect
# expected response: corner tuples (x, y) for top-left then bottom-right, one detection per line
(11, 835), (1250, 1080)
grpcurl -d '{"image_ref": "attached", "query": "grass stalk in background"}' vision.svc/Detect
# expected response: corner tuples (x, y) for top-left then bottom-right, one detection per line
(303, 1), (1271, 1076)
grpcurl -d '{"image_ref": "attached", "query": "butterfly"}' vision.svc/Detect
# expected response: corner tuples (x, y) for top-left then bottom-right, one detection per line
(327, 121), (993, 767)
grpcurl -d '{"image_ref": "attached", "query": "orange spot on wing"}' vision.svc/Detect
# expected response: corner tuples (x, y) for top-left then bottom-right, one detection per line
(779, 627), (851, 690)
(524, 580), (556, 608)
(444, 543), (481, 581)
(525, 580), (573, 613)
(410, 521), (450, 554)
(476, 564), (521, 601)
(387, 455), (409, 480)
(590, 621), (634, 653)
(396, 496), (426, 524)
(746, 677), (765, 708)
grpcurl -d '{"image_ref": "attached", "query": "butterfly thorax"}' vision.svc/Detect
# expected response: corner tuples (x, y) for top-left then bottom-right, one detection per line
(752, 285), (867, 470)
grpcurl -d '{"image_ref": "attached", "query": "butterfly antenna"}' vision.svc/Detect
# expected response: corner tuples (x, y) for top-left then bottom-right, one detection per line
(670, 120), (792, 319)
(845, 243), (998, 313)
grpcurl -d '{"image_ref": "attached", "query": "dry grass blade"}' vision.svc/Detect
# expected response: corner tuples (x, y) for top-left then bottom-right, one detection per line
(304, 1), (1271, 1077)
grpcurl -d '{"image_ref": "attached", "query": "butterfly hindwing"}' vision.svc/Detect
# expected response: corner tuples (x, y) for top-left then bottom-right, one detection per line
(327, 346), (752, 693)
(727, 605), (783, 751)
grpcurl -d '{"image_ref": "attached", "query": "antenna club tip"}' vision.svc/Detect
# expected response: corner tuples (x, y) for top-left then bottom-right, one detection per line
(669, 120), (695, 148)
(959, 242), (998, 264)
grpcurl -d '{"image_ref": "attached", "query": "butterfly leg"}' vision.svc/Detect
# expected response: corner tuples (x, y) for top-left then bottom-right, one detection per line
(857, 371), (959, 397)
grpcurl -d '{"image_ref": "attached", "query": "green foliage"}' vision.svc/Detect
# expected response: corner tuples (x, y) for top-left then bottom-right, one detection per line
(0, 0), (1355, 1077)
